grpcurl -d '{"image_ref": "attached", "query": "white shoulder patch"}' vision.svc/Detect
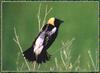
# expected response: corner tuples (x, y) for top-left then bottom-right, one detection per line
(52, 27), (57, 33)
(49, 27), (57, 35)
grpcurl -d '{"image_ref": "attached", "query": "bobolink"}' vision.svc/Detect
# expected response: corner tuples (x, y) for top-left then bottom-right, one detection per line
(23, 17), (63, 63)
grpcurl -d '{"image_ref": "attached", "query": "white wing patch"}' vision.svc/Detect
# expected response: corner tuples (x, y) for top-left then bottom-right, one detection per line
(49, 27), (57, 36)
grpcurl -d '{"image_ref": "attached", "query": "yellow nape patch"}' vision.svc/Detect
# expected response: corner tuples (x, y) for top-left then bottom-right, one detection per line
(47, 17), (55, 26)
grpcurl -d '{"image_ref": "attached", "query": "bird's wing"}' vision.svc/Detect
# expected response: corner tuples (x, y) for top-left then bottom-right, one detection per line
(43, 29), (58, 50)
(44, 35), (49, 45)
(44, 31), (58, 50)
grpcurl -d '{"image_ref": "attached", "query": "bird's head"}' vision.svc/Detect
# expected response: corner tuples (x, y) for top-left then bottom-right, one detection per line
(47, 17), (64, 27)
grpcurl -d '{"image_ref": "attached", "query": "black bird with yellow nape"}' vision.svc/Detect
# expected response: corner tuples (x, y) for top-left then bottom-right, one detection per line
(23, 17), (64, 64)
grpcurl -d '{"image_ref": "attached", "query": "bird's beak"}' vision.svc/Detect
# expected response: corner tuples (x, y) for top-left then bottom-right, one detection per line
(60, 20), (64, 23)
(55, 18), (64, 24)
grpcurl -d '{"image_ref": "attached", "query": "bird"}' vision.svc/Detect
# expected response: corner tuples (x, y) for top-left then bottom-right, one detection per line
(23, 17), (64, 64)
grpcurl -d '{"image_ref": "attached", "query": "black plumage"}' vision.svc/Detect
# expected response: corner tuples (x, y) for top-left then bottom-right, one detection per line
(23, 18), (63, 64)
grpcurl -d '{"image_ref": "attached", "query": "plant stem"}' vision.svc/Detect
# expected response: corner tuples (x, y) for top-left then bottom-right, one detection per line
(88, 50), (96, 71)
(37, 3), (41, 32)
(60, 51), (67, 70)
(13, 27), (30, 71)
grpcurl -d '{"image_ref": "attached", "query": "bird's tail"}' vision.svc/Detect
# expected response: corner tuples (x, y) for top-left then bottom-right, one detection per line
(23, 47), (51, 63)
(23, 46), (36, 61)
(36, 50), (51, 63)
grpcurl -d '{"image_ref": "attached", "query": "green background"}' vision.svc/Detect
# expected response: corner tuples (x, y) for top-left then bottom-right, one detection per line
(2, 2), (99, 72)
